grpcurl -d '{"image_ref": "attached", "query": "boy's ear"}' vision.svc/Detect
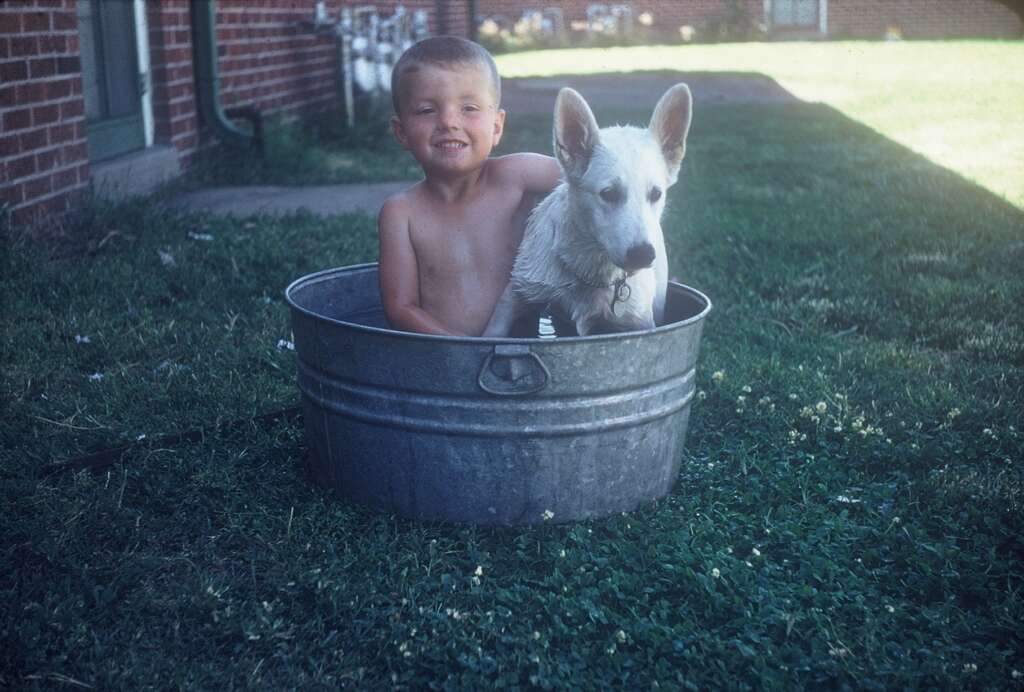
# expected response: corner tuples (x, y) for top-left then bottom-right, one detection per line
(487, 107), (503, 147)
(390, 115), (408, 149)
(648, 83), (692, 185)
(554, 87), (599, 180)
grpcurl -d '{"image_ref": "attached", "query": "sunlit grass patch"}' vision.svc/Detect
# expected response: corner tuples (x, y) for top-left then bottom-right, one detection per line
(496, 41), (1024, 207)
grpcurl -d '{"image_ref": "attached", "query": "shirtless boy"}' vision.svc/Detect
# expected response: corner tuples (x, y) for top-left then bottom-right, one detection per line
(378, 37), (561, 336)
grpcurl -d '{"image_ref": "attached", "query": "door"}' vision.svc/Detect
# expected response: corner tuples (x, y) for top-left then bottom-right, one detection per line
(772, 0), (819, 29)
(77, 0), (146, 161)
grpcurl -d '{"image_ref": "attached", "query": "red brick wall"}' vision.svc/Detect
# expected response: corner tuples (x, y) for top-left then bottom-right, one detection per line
(476, 0), (1021, 39)
(827, 0), (1021, 39)
(147, 0), (198, 165)
(2, 0), (446, 226)
(476, 0), (763, 38)
(1, 0), (89, 222)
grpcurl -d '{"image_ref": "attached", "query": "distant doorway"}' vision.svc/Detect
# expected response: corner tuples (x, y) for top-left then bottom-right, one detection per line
(77, 0), (150, 161)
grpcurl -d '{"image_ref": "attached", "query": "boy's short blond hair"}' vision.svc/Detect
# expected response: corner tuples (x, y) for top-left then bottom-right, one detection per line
(391, 36), (501, 114)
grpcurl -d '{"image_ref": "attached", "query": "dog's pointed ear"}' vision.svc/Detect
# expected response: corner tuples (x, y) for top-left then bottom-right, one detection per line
(554, 87), (600, 180)
(648, 83), (692, 184)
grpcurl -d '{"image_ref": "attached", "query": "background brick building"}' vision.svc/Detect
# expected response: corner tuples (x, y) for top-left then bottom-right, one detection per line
(1, 0), (1020, 226)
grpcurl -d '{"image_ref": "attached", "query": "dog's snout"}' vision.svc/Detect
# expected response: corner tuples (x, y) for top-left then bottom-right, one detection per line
(624, 242), (656, 270)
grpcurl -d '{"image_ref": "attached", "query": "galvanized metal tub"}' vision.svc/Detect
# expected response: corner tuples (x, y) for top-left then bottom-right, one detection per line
(285, 263), (711, 525)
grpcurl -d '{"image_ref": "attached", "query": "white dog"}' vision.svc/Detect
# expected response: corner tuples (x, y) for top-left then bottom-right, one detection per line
(483, 83), (693, 337)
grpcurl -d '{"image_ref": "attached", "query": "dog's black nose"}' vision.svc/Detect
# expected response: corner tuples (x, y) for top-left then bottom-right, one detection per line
(624, 242), (656, 270)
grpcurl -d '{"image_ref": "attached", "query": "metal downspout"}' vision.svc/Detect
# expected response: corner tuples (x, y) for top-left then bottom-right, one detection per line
(191, 0), (259, 151)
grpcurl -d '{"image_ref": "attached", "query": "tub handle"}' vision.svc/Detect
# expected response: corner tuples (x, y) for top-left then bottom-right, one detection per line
(478, 344), (550, 396)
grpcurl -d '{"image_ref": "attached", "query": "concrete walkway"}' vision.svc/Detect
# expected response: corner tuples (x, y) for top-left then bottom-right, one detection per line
(172, 181), (413, 217)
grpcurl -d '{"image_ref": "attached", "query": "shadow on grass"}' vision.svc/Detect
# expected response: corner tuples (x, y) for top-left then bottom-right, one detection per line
(2, 70), (1023, 690)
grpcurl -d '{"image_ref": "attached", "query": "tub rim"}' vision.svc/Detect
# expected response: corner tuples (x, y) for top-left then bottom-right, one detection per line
(284, 262), (712, 345)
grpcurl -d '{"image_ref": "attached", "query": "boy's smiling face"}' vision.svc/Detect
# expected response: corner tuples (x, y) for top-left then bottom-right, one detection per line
(391, 63), (505, 178)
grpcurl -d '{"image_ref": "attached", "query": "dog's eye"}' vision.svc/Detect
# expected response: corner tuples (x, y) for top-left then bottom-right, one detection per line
(599, 186), (623, 204)
(648, 187), (663, 203)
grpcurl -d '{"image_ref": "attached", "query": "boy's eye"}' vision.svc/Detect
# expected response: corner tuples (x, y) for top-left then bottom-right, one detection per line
(462, 104), (480, 112)
(648, 187), (662, 203)
(599, 186), (623, 204)
(415, 107), (435, 115)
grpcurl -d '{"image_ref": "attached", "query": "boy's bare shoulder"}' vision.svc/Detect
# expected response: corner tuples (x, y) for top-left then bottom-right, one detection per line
(488, 153), (551, 180)
(488, 153), (561, 194)
(379, 182), (425, 223)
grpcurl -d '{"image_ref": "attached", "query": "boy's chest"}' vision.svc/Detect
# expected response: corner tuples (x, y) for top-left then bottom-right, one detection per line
(410, 192), (525, 277)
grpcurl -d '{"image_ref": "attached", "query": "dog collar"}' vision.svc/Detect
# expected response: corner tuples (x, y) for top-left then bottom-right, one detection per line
(610, 277), (632, 315)
(556, 254), (631, 314)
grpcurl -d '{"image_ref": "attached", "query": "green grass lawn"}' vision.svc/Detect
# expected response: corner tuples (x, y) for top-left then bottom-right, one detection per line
(3, 42), (1024, 689)
(497, 40), (1024, 208)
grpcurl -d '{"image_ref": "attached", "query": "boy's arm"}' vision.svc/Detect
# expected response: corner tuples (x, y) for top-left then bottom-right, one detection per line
(496, 153), (562, 195)
(377, 199), (464, 336)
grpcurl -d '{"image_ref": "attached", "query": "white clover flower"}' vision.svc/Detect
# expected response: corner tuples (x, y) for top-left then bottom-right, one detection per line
(615, 629), (627, 643)
(711, 567), (721, 578)
(558, 549), (566, 558)
(741, 385), (752, 394)
(697, 390), (707, 401)
(751, 547), (761, 557)
(788, 393), (799, 401)
(276, 339), (295, 351)
(711, 370), (725, 383)
(885, 605), (895, 613)
(87, 372), (104, 381)
(815, 401), (828, 414)
(962, 663), (977, 674)
(533, 631), (541, 640)
(474, 565), (483, 577)
(1012, 669), (1023, 680)
(800, 406), (814, 418)
(74, 334), (91, 344)
(834, 425), (843, 433)
(541, 509), (554, 521)
(947, 408), (961, 420)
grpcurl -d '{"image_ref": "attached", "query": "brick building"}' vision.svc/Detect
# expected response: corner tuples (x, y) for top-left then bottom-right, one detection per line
(476, 1), (1022, 42)
(1, 1), (1020, 226)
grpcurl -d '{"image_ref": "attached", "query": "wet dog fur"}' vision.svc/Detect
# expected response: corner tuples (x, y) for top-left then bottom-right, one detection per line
(482, 83), (693, 337)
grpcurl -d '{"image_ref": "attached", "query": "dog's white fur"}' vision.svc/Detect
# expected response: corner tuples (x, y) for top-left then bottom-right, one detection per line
(483, 83), (693, 337)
